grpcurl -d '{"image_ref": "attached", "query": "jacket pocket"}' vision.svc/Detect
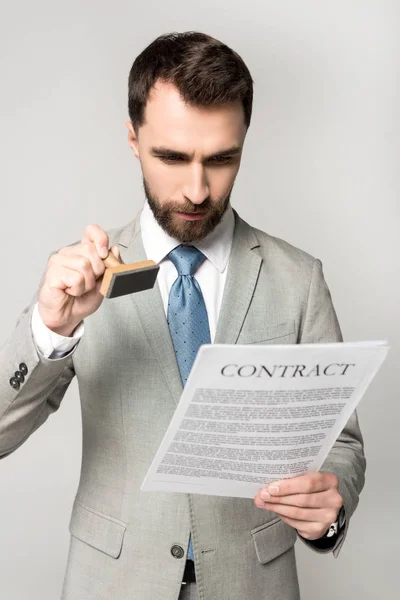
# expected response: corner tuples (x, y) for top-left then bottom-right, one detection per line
(69, 501), (126, 559)
(239, 320), (296, 345)
(251, 517), (297, 564)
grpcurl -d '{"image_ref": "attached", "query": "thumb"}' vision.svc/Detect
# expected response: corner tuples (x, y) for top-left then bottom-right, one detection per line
(110, 245), (121, 261)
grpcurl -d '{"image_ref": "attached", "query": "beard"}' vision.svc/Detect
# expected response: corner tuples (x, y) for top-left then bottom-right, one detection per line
(143, 177), (232, 243)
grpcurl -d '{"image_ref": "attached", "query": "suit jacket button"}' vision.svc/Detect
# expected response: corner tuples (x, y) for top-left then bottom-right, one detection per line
(14, 371), (25, 383)
(170, 544), (184, 559)
(10, 377), (20, 391)
(19, 363), (28, 376)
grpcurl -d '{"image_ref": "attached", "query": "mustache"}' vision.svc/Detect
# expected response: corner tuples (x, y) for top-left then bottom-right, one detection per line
(164, 200), (213, 214)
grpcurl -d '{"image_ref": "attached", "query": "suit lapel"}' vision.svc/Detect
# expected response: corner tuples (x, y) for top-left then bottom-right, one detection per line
(117, 215), (183, 404)
(214, 211), (262, 344)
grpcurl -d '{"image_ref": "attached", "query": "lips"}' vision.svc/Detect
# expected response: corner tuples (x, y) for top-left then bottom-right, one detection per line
(176, 212), (207, 221)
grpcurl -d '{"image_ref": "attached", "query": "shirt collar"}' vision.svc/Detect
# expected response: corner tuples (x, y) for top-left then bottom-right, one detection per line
(140, 201), (234, 273)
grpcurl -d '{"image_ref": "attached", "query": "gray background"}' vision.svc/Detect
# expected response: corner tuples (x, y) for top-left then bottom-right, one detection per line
(0, 1), (398, 598)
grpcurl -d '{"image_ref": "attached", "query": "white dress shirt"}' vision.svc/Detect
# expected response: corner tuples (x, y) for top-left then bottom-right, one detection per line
(31, 201), (235, 358)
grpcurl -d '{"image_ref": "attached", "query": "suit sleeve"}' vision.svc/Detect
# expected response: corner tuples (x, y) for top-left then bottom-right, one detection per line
(298, 258), (366, 557)
(0, 288), (78, 459)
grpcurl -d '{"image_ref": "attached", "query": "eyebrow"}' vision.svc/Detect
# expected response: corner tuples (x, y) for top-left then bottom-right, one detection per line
(149, 145), (242, 160)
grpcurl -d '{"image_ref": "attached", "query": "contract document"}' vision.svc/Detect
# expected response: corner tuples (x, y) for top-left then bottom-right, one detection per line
(141, 341), (388, 499)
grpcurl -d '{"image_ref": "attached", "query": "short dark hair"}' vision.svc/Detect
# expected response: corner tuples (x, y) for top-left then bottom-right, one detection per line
(128, 31), (254, 132)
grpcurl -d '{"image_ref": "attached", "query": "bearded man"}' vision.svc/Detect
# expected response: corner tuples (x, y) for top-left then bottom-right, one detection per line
(0, 31), (364, 600)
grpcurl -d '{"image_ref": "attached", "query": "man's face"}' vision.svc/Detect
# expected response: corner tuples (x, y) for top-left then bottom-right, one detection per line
(126, 81), (247, 243)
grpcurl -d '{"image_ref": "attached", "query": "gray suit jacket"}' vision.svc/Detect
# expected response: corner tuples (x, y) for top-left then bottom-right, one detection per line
(0, 211), (366, 600)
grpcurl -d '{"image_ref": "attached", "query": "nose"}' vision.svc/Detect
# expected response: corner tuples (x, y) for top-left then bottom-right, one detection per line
(182, 164), (210, 205)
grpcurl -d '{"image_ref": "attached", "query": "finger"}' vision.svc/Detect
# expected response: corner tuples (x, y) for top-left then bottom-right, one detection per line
(82, 224), (109, 259)
(254, 495), (269, 511)
(253, 499), (330, 540)
(257, 490), (342, 510)
(47, 266), (87, 297)
(273, 516), (327, 541)
(261, 472), (337, 498)
(48, 255), (96, 294)
(58, 242), (105, 278)
(110, 245), (121, 260)
(259, 502), (338, 525)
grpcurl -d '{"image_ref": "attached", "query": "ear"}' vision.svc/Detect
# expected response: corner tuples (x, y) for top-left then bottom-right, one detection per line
(125, 121), (140, 159)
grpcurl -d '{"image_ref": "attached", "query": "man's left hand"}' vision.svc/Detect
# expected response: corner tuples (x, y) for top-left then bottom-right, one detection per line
(254, 472), (343, 541)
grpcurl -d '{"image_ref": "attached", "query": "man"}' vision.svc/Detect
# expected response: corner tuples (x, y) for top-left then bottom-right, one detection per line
(0, 32), (365, 600)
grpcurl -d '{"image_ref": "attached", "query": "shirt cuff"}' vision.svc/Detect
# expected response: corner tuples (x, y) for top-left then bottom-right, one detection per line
(31, 302), (84, 358)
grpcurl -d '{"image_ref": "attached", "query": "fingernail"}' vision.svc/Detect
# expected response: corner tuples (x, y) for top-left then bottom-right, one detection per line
(268, 485), (279, 494)
(99, 246), (108, 259)
(260, 489), (271, 501)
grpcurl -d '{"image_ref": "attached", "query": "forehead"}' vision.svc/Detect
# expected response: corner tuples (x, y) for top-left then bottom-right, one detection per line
(140, 80), (246, 150)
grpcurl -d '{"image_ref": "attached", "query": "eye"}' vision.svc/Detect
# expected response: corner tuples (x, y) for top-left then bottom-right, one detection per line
(209, 156), (233, 165)
(159, 155), (184, 163)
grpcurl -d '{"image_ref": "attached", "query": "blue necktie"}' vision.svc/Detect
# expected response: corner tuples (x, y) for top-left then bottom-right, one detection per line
(167, 244), (211, 561)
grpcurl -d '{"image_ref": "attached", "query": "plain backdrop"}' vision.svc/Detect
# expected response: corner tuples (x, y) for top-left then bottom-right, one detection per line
(0, 1), (398, 598)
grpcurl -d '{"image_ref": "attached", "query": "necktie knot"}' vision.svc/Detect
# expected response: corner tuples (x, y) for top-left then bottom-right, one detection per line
(167, 244), (206, 276)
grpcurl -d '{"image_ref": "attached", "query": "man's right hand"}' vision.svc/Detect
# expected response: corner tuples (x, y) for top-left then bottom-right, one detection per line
(38, 224), (120, 337)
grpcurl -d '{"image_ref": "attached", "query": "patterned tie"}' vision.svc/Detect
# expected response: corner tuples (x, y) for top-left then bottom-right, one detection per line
(167, 244), (211, 561)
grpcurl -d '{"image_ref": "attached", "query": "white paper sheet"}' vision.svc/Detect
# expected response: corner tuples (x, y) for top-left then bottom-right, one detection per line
(141, 341), (389, 499)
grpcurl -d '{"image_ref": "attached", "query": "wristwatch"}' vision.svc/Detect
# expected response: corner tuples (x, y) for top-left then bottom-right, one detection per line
(324, 505), (346, 538)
